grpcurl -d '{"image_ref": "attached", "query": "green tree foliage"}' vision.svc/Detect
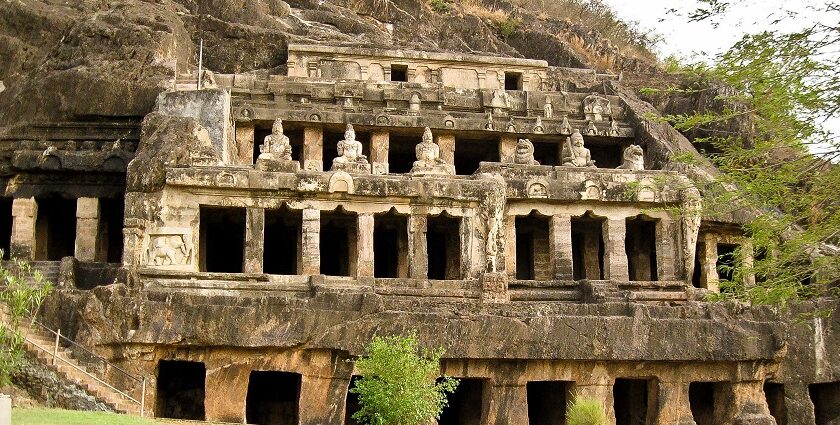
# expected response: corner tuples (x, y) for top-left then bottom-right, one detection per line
(0, 254), (53, 386)
(566, 396), (607, 425)
(349, 332), (459, 425)
(654, 2), (840, 305)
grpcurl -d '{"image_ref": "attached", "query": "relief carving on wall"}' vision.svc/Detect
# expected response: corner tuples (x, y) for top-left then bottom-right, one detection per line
(144, 229), (194, 268)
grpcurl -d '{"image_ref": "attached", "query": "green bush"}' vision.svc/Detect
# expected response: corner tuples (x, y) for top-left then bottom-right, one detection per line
(567, 396), (607, 425)
(495, 15), (522, 39)
(430, 0), (451, 13)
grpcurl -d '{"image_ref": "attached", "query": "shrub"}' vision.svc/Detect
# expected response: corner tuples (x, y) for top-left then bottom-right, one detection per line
(430, 0), (451, 13)
(567, 396), (607, 425)
(495, 15), (522, 39)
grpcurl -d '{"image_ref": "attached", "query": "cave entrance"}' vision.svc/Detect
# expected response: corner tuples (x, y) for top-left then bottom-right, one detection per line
(155, 360), (205, 420)
(199, 206), (245, 273)
(34, 197), (76, 261)
(515, 213), (551, 280)
(245, 371), (300, 425)
(532, 140), (560, 166)
(427, 214), (461, 280)
(321, 208), (357, 277)
(689, 382), (722, 425)
(439, 378), (486, 425)
(374, 210), (408, 278)
(388, 133), (420, 174)
(571, 212), (605, 280)
(809, 381), (840, 425)
(527, 380), (574, 425)
(0, 198), (12, 260)
(264, 207), (301, 275)
(625, 215), (658, 281)
(344, 375), (362, 425)
(454, 138), (499, 175)
(716, 243), (739, 283)
(613, 378), (655, 425)
(764, 382), (787, 425)
(97, 197), (124, 263)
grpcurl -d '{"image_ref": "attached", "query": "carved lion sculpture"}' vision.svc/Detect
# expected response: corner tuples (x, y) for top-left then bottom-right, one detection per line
(617, 145), (645, 171)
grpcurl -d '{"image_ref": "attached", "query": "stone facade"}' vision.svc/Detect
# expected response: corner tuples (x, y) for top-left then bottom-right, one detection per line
(1, 45), (837, 425)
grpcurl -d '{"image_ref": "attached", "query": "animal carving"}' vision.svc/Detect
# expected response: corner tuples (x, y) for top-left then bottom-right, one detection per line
(617, 145), (645, 171)
(147, 235), (192, 266)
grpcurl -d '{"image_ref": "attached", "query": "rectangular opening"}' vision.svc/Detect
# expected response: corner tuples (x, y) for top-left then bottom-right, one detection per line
(439, 378), (485, 425)
(588, 143), (623, 169)
(390, 64), (408, 82)
(571, 213), (605, 280)
(264, 207), (301, 275)
(345, 375), (362, 425)
(504, 72), (523, 90)
(515, 213), (551, 280)
(374, 210), (408, 278)
(692, 242), (704, 288)
(614, 378), (654, 425)
(34, 197), (76, 261)
(427, 214), (461, 280)
(324, 129), (370, 168)
(455, 138), (499, 175)
(97, 197), (124, 263)
(527, 381), (573, 425)
(689, 382), (718, 425)
(199, 206), (245, 273)
(387, 133), (420, 174)
(0, 198), (12, 260)
(532, 140), (560, 166)
(246, 371), (301, 425)
(156, 360), (205, 420)
(809, 381), (840, 425)
(716, 243), (738, 283)
(625, 216), (658, 281)
(764, 382), (787, 425)
(321, 208), (357, 277)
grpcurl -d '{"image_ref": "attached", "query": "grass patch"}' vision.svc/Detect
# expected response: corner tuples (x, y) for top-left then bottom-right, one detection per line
(12, 408), (156, 425)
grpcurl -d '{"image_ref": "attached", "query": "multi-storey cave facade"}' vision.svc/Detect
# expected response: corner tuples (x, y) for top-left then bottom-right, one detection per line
(3, 44), (839, 425)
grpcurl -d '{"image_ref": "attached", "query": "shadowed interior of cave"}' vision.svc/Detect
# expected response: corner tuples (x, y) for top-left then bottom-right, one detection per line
(527, 380), (572, 425)
(374, 210), (408, 278)
(264, 207), (301, 275)
(516, 213), (551, 280)
(439, 378), (485, 425)
(427, 214), (461, 280)
(156, 360), (206, 420)
(321, 208), (357, 277)
(625, 215), (657, 281)
(613, 378), (652, 425)
(199, 206), (245, 273)
(34, 196), (77, 261)
(245, 371), (300, 425)
(571, 213), (605, 280)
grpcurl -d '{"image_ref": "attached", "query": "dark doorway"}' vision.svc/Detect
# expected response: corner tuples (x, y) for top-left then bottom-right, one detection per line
(439, 378), (485, 425)
(391, 65), (408, 82)
(374, 210), (408, 278)
(34, 197), (76, 261)
(532, 140), (560, 166)
(527, 381), (573, 425)
(388, 133), (420, 174)
(454, 138), (499, 175)
(614, 378), (653, 425)
(716, 243), (739, 283)
(98, 198), (124, 263)
(588, 143), (623, 168)
(199, 206), (245, 273)
(625, 216), (658, 281)
(809, 381), (840, 425)
(515, 213), (551, 280)
(245, 371), (300, 425)
(571, 213), (605, 280)
(689, 382), (716, 425)
(692, 242), (704, 288)
(321, 208), (357, 277)
(264, 207), (301, 275)
(427, 214), (461, 280)
(156, 360), (205, 420)
(0, 198), (12, 260)
(345, 375), (362, 425)
(764, 382), (786, 425)
(505, 72), (523, 90)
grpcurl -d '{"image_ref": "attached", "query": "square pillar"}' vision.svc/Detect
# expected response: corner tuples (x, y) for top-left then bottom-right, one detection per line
(11, 198), (37, 260)
(74, 197), (99, 262)
(408, 214), (427, 279)
(550, 214), (574, 280)
(462, 214), (484, 279)
(653, 381), (695, 425)
(204, 362), (248, 423)
(655, 218), (677, 281)
(484, 384), (528, 425)
(299, 375), (347, 425)
(235, 123), (255, 165)
(243, 207), (264, 273)
(604, 218), (629, 281)
(700, 233), (719, 292)
(370, 130), (389, 175)
(357, 213), (374, 277)
(303, 126), (323, 172)
(436, 134), (455, 167)
(504, 215), (517, 279)
(741, 240), (756, 287)
(499, 135), (517, 163)
(574, 384), (615, 424)
(300, 208), (320, 275)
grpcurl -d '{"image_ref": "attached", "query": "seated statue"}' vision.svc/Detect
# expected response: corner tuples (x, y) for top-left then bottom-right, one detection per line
(258, 119), (293, 162)
(514, 139), (539, 165)
(411, 127), (455, 175)
(333, 124), (368, 165)
(617, 145), (645, 170)
(561, 130), (596, 167)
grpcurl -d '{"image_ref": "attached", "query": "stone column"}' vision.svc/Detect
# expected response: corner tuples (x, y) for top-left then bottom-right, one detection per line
(303, 126), (324, 172)
(604, 218), (629, 281)
(436, 134), (455, 168)
(575, 383), (615, 424)
(654, 381), (695, 425)
(204, 362), (248, 423)
(655, 218), (677, 281)
(504, 215), (517, 279)
(235, 123), (255, 165)
(74, 197), (99, 262)
(243, 207), (264, 273)
(499, 135), (517, 163)
(699, 233), (719, 292)
(300, 208), (320, 275)
(550, 214), (574, 280)
(370, 129), (389, 175)
(725, 380), (777, 424)
(484, 384), (528, 425)
(741, 240), (756, 287)
(299, 375), (347, 425)
(408, 214), (428, 279)
(11, 198), (37, 260)
(357, 213), (374, 277)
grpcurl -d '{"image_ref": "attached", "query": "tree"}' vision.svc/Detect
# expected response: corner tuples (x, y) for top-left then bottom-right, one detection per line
(650, 1), (840, 306)
(566, 396), (607, 425)
(0, 254), (53, 386)
(349, 332), (459, 425)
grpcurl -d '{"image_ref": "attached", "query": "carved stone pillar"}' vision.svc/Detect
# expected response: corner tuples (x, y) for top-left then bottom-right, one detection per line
(235, 123), (255, 165)
(299, 374), (347, 425)
(484, 384), (528, 425)
(604, 218), (629, 281)
(724, 380), (777, 425)
(204, 362), (247, 423)
(357, 213), (374, 277)
(74, 197), (98, 262)
(700, 232), (719, 292)
(11, 198), (37, 260)
(656, 218), (677, 281)
(243, 207), (264, 274)
(575, 383), (615, 424)
(436, 134), (455, 167)
(370, 129), (389, 175)
(303, 126), (323, 172)
(408, 214), (427, 279)
(300, 208), (320, 275)
(654, 381), (696, 425)
(550, 214), (574, 280)
(499, 135), (517, 163)
(504, 215), (517, 279)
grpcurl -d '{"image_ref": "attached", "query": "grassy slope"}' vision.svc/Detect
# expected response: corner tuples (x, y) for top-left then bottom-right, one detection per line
(13, 408), (157, 425)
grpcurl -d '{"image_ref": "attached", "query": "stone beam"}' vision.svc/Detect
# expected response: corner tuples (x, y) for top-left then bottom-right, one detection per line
(74, 197), (99, 262)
